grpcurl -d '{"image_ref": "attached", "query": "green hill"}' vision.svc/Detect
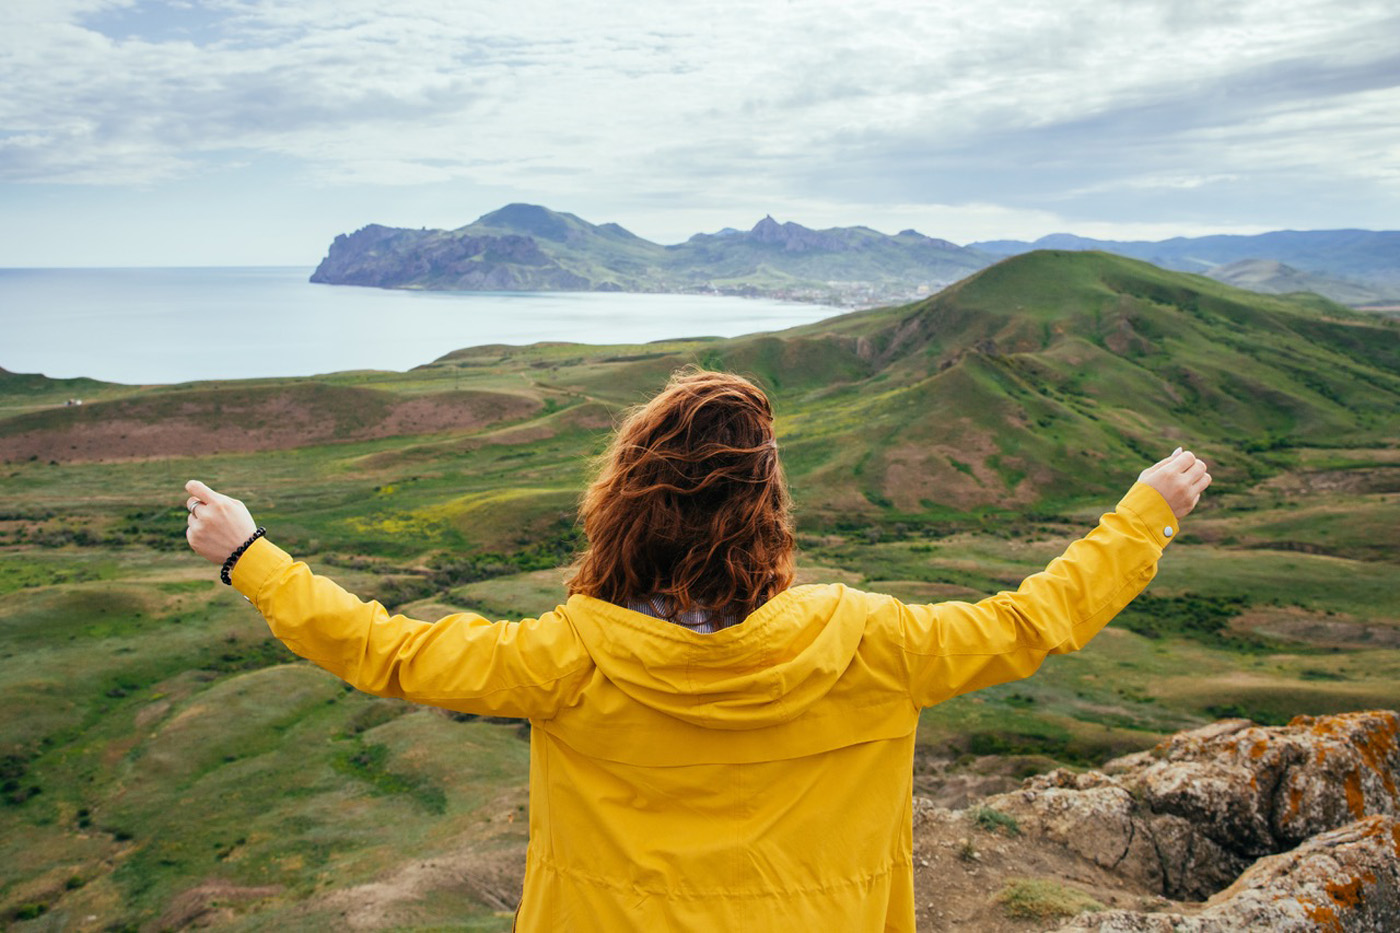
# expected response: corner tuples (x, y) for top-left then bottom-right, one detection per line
(2, 251), (1398, 927)
(529, 250), (1399, 517)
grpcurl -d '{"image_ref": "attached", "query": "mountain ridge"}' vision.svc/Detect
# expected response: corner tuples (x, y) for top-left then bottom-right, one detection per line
(311, 203), (988, 305)
(311, 204), (1400, 307)
(971, 229), (1400, 303)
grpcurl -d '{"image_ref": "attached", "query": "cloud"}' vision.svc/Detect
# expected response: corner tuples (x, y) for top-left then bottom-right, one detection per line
(0, 0), (1396, 243)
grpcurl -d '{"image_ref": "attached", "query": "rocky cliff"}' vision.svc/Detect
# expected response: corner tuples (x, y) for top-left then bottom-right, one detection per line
(310, 223), (592, 290)
(907, 710), (1400, 930)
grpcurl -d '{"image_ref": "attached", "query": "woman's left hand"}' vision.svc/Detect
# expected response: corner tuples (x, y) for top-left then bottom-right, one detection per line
(184, 479), (258, 564)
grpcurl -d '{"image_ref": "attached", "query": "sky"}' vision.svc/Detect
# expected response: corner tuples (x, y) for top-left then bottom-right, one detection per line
(1, 0), (1397, 267)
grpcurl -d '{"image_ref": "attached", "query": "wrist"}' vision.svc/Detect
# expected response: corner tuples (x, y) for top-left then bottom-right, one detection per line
(222, 527), (267, 585)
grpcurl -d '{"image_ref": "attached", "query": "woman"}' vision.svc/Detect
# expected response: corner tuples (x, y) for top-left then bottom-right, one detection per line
(185, 368), (1210, 931)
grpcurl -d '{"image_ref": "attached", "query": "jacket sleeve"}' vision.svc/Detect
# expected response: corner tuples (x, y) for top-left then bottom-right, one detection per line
(899, 482), (1179, 709)
(230, 538), (593, 719)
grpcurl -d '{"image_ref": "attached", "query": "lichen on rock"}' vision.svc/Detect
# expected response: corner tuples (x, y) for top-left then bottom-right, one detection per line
(988, 711), (1400, 902)
(1059, 815), (1400, 932)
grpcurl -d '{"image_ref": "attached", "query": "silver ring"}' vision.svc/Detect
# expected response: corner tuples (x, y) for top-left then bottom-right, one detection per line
(188, 500), (200, 517)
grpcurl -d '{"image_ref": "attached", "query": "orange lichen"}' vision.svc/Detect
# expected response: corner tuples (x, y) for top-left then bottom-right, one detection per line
(1302, 899), (1344, 932)
(1344, 769), (1366, 819)
(1306, 716), (1338, 737)
(1323, 871), (1375, 911)
(1349, 715), (1399, 797)
(1249, 739), (1269, 760)
(1283, 782), (1304, 823)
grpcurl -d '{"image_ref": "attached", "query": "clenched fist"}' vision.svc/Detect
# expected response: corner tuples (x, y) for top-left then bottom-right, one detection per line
(1138, 448), (1212, 520)
(184, 479), (259, 565)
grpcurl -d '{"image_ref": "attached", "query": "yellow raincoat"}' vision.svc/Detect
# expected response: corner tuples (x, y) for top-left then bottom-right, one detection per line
(231, 482), (1179, 931)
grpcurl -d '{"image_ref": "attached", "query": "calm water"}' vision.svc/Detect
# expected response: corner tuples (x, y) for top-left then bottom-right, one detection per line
(0, 267), (840, 385)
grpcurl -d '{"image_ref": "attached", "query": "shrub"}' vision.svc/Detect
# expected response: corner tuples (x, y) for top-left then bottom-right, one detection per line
(995, 878), (1103, 921)
(970, 805), (1021, 837)
(1115, 593), (1254, 648)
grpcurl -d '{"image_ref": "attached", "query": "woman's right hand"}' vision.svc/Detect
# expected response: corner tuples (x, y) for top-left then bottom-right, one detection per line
(184, 479), (259, 564)
(1138, 447), (1212, 520)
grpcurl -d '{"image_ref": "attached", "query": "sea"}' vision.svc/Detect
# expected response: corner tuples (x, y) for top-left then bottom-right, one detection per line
(0, 267), (842, 386)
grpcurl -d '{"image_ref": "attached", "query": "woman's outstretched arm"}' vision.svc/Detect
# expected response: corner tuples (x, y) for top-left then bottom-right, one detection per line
(899, 448), (1211, 708)
(183, 480), (591, 719)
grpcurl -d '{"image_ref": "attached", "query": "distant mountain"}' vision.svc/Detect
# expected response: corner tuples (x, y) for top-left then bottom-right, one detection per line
(1203, 259), (1389, 306)
(311, 204), (992, 305)
(309, 205), (665, 292)
(670, 216), (987, 292)
(312, 207), (1400, 307)
(969, 229), (1400, 301)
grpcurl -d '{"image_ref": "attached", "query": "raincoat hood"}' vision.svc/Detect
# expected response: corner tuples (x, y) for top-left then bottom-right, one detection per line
(562, 584), (865, 730)
(542, 584), (918, 767)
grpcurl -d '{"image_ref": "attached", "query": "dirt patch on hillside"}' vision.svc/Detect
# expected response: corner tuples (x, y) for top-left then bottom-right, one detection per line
(880, 438), (1004, 511)
(0, 386), (540, 462)
(1232, 606), (1400, 649)
(157, 881), (283, 929)
(876, 423), (1053, 512)
(1258, 466), (1400, 497)
(296, 789), (529, 930)
(356, 400), (612, 471)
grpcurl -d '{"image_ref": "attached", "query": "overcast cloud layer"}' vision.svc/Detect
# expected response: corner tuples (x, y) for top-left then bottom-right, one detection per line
(1, 0), (1397, 265)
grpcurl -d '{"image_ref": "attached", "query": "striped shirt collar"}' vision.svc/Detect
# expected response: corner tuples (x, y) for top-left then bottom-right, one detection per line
(626, 594), (740, 634)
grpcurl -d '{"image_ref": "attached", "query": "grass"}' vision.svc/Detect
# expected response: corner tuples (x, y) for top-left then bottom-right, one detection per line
(995, 877), (1104, 921)
(970, 805), (1021, 837)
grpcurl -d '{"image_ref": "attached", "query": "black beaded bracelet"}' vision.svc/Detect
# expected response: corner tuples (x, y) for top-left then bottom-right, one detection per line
(221, 527), (267, 585)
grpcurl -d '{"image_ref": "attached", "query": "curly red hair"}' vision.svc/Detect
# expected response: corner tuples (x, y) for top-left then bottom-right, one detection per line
(566, 368), (796, 621)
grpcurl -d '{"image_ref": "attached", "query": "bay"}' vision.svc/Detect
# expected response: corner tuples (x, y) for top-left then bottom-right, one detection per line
(0, 267), (841, 385)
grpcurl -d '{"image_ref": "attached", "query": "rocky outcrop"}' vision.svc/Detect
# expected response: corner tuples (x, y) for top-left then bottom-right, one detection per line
(310, 224), (593, 290)
(986, 711), (1400, 901)
(924, 711), (1400, 931)
(1060, 815), (1400, 932)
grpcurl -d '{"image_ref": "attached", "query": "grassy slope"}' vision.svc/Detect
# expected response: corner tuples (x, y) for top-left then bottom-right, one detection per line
(1, 251), (1398, 927)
